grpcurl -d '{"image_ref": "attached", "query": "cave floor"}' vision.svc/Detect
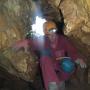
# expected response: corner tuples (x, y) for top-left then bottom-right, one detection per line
(0, 66), (90, 90)
(34, 71), (90, 90)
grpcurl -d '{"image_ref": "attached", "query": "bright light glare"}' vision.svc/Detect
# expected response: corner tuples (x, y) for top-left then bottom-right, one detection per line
(32, 16), (46, 36)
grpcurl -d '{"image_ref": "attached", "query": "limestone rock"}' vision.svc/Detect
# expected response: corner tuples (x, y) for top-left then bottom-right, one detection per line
(0, 14), (23, 50)
(0, 48), (38, 81)
(59, 0), (90, 49)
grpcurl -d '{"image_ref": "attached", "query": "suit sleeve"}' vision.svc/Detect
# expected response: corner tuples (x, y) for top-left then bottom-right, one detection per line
(13, 38), (33, 50)
(63, 37), (82, 61)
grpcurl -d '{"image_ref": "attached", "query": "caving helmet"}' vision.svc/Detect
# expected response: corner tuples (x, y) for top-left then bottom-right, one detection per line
(43, 21), (57, 35)
(60, 57), (76, 73)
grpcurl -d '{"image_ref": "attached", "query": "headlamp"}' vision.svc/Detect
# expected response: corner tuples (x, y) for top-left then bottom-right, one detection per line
(48, 28), (57, 33)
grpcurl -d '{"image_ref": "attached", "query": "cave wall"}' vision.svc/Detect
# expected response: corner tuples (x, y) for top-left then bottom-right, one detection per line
(0, 0), (90, 47)
(0, 0), (90, 82)
(49, 0), (90, 45)
(0, 0), (38, 81)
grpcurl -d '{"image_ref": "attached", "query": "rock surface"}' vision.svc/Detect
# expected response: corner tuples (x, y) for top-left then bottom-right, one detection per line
(0, 0), (90, 83)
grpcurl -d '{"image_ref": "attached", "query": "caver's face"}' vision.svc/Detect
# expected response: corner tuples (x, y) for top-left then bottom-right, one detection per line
(43, 21), (57, 42)
(46, 28), (57, 42)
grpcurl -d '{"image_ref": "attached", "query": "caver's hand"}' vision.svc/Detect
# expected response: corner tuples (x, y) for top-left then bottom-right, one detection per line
(11, 39), (29, 53)
(75, 58), (87, 68)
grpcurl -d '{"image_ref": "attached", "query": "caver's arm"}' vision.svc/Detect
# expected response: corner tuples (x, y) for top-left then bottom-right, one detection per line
(63, 36), (87, 68)
(64, 38), (80, 61)
(12, 39), (33, 53)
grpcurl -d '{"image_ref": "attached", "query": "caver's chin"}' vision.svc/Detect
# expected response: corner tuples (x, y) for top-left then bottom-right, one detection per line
(49, 34), (57, 41)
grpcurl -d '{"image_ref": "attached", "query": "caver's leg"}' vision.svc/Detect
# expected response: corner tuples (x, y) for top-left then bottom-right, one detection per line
(59, 70), (71, 81)
(54, 61), (73, 90)
(54, 60), (73, 81)
(40, 56), (60, 90)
